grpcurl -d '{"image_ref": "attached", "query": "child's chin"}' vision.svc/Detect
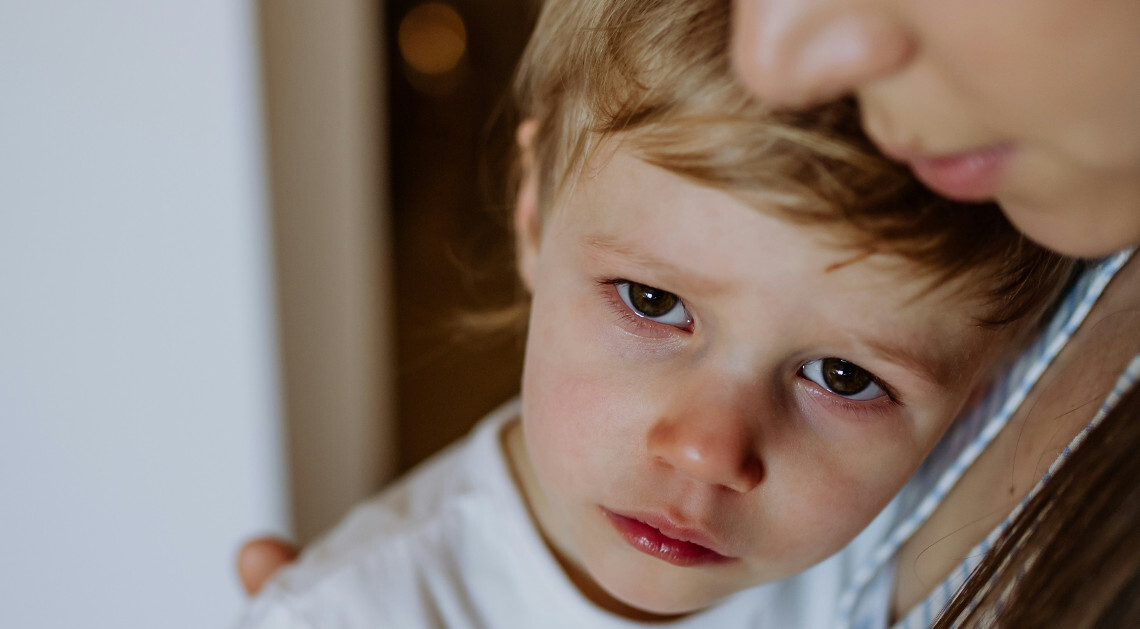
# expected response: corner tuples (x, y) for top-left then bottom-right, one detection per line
(593, 571), (725, 620)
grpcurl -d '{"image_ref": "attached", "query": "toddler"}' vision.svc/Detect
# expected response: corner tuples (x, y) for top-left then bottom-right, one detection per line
(238, 0), (1072, 626)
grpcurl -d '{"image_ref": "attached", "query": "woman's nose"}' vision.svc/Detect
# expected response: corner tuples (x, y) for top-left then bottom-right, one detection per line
(732, 0), (915, 106)
(646, 405), (765, 494)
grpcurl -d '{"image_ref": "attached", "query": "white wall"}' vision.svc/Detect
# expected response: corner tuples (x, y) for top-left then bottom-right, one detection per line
(0, 2), (288, 627)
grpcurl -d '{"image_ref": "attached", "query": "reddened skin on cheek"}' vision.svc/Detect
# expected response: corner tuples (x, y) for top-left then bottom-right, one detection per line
(521, 313), (652, 507)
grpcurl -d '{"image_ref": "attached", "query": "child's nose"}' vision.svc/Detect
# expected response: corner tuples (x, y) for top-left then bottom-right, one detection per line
(732, 0), (915, 106)
(646, 405), (764, 494)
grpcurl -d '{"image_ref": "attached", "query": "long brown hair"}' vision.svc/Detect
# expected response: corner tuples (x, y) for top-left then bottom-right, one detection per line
(933, 383), (1140, 628)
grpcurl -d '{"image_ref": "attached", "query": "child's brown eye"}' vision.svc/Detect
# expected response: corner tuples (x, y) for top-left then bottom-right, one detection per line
(800, 358), (886, 401)
(822, 358), (871, 394)
(615, 281), (691, 328)
(628, 282), (677, 317)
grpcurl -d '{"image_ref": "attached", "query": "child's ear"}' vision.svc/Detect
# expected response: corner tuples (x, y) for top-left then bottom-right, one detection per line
(514, 119), (541, 293)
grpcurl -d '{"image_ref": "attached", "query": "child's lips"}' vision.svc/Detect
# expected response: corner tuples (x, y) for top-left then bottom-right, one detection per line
(601, 508), (736, 567)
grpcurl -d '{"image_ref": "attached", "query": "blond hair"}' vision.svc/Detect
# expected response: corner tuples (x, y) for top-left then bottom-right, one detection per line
(511, 0), (1072, 326)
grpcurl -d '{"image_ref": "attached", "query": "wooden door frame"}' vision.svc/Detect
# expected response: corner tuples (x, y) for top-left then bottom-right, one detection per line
(258, 0), (394, 542)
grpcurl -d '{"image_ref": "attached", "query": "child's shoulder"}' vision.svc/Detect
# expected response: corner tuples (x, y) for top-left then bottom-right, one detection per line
(239, 400), (527, 628)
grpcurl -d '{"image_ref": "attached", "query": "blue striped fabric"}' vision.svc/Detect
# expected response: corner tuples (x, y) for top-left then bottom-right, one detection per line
(902, 353), (1140, 629)
(899, 354), (1140, 629)
(834, 250), (1133, 629)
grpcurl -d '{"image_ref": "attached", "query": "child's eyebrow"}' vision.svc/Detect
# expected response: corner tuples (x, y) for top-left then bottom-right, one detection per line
(585, 232), (959, 389)
(581, 233), (733, 294)
(860, 337), (949, 390)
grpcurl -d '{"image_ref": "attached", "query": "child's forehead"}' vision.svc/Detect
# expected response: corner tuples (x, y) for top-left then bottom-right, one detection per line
(540, 162), (1010, 405)
(556, 148), (993, 322)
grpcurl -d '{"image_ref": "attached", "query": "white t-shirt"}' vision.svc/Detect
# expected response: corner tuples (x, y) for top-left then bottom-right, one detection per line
(234, 399), (890, 629)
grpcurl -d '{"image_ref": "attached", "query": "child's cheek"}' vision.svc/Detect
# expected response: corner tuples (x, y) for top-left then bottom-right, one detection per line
(522, 327), (615, 477)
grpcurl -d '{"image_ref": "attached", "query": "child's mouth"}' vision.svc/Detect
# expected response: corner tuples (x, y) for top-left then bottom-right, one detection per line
(601, 508), (734, 567)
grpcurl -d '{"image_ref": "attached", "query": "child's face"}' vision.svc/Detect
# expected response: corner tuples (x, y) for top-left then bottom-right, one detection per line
(510, 146), (1008, 616)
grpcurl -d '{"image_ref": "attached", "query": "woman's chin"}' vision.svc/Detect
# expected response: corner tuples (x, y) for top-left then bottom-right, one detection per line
(1001, 194), (1140, 258)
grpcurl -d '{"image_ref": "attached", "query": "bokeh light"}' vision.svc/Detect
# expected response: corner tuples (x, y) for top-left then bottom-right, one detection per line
(397, 2), (467, 76)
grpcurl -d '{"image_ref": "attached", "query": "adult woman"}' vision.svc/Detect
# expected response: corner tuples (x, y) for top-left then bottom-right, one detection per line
(731, 0), (1140, 257)
(733, 0), (1140, 626)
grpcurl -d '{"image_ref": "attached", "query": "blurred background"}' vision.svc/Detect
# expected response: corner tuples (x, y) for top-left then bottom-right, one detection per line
(1, 1), (531, 626)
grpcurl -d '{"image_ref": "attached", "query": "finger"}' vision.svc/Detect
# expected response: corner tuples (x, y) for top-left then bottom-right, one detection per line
(237, 536), (301, 596)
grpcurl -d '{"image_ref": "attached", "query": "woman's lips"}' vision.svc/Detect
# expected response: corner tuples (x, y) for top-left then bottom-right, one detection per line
(896, 143), (1014, 202)
(601, 508), (734, 567)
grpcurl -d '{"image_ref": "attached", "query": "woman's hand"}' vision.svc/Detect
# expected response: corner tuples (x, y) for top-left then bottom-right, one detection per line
(236, 537), (300, 595)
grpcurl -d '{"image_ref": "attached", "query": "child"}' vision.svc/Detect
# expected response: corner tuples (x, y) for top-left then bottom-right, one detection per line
(237, 0), (1073, 626)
